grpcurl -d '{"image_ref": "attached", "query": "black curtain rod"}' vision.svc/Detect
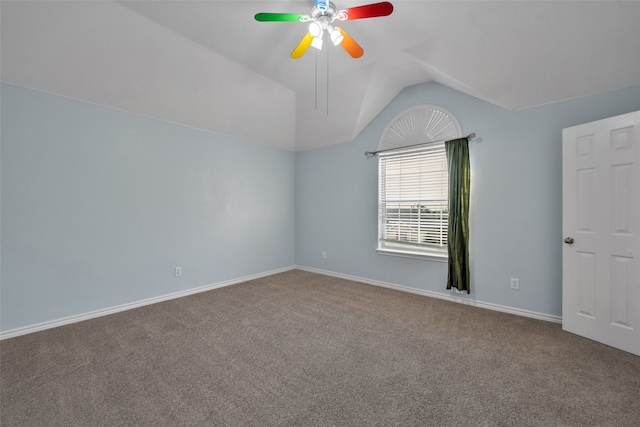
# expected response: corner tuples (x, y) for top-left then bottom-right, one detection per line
(364, 133), (476, 157)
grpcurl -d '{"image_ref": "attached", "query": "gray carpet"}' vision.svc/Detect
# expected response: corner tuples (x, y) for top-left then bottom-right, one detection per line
(1, 269), (639, 426)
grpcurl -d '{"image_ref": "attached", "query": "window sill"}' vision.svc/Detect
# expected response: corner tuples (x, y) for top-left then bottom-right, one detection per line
(376, 248), (447, 262)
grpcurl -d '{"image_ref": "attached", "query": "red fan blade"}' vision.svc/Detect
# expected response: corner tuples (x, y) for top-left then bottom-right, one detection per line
(336, 27), (363, 58)
(291, 33), (314, 59)
(343, 2), (393, 20)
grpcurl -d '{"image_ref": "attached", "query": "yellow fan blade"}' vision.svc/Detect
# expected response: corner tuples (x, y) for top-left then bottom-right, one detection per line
(335, 27), (363, 58)
(291, 33), (314, 59)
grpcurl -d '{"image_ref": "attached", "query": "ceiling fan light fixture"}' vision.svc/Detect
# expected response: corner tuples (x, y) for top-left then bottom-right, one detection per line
(311, 36), (324, 50)
(255, 1), (395, 59)
(308, 21), (322, 37)
(329, 26), (343, 45)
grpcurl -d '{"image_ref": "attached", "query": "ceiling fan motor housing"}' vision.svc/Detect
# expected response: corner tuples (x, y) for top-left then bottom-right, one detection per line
(316, 0), (330, 12)
(312, 2), (339, 19)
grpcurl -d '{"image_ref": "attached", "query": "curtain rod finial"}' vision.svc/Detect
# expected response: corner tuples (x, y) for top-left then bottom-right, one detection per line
(468, 133), (476, 140)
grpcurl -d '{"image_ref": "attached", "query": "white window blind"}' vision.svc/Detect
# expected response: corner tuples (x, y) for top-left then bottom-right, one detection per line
(378, 143), (448, 259)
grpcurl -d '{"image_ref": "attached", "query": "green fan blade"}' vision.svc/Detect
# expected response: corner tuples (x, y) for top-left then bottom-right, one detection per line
(255, 13), (309, 22)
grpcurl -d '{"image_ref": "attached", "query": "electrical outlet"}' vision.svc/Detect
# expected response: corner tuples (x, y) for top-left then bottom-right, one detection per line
(322, 251), (327, 260)
(510, 277), (519, 290)
(175, 267), (182, 277)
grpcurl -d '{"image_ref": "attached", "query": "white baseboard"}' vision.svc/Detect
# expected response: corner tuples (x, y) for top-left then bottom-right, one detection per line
(1, 265), (561, 340)
(0, 266), (296, 340)
(296, 266), (562, 324)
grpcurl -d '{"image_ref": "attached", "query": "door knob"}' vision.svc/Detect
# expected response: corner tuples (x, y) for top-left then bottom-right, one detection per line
(564, 237), (574, 244)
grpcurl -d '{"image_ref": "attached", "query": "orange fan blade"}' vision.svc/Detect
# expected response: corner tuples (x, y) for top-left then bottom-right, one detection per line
(336, 27), (364, 58)
(291, 32), (314, 59)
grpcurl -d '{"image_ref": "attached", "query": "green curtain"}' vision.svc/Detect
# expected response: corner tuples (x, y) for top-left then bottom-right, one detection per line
(445, 138), (471, 294)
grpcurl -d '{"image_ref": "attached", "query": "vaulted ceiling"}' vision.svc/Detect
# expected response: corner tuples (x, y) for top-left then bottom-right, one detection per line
(2, 1), (639, 151)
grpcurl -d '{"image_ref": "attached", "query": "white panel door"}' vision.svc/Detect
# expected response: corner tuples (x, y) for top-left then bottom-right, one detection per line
(562, 110), (640, 356)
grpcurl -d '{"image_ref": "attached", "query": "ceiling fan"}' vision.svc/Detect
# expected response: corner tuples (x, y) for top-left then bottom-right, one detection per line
(255, 0), (394, 59)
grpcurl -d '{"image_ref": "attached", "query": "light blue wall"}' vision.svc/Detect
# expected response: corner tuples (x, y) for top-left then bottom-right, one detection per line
(1, 83), (296, 331)
(295, 82), (640, 317)
(2, 82), (639, 332)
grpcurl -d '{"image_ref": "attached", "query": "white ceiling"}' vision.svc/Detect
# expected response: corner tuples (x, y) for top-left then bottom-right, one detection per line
(2, 1), (639, 151)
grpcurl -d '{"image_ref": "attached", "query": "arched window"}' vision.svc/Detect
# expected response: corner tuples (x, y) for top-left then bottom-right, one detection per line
(377, 105), (462, 260)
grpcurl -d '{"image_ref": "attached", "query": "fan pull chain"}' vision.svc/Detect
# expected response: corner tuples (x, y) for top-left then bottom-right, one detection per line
(314, 49), (318, 111)
(326, 47), (329, 115)
(313, 45), (330, 115)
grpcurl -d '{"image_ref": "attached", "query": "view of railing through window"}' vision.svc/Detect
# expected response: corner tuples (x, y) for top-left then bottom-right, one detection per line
(382, 202), (448, 246)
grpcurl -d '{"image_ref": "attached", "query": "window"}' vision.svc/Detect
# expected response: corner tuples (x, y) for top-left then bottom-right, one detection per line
(378, 143), (448, 259)
(376, 105), (462, 261)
